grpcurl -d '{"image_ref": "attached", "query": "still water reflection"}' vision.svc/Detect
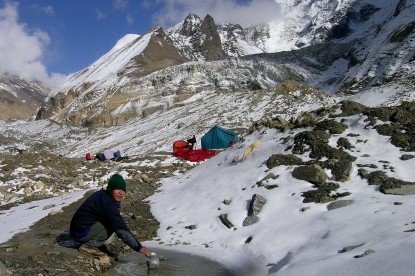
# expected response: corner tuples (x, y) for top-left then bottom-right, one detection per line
(106, 248), (236, 276)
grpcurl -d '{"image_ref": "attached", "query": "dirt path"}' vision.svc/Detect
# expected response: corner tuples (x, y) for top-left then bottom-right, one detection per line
(0, 151), (192, 275)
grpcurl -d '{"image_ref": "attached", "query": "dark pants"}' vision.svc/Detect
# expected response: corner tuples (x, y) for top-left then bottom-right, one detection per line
(77, 222), (113, 247)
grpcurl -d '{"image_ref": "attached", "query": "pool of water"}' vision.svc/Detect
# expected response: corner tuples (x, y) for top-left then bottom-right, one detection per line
(105, 248), (236, 276)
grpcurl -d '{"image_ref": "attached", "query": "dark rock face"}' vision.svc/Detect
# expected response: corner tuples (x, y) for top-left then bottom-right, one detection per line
(199, 15), (227, 61)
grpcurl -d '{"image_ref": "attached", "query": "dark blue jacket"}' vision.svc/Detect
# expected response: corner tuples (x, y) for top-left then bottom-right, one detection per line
(70, 189), (143, 251)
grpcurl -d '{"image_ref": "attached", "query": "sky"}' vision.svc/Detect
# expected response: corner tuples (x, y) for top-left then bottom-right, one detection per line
(2, 85), (415, 275)
(0, 0), (281, 88)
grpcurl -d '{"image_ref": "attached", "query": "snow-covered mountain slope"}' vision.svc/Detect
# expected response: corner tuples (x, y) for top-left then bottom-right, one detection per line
(0, 75), (48, 120)
(36, 0), (414, 128)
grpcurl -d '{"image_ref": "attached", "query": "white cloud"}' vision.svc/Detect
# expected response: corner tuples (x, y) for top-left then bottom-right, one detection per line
(126, 13), (133, 25)
(96, 9), (106, 20)
(153, 0), (282, 28)
(39, 5), (55, 16)
(0, 1), (66, 88)
(113, 0), (129, 11)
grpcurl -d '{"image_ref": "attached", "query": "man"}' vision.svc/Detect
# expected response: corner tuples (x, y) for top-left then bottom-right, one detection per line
(70, 173), (151, 258)
(187, 135), (196, 150)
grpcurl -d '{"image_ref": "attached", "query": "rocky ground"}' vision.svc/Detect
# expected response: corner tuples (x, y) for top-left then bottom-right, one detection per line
(0, 147), (194, 276)
(2, 99), (415, 275)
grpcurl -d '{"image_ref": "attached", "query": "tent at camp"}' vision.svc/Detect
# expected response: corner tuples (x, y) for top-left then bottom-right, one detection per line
(201, 125), (238, 150)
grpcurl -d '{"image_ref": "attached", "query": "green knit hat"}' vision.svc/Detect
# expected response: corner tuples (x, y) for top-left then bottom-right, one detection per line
(107, 173), (127, 192)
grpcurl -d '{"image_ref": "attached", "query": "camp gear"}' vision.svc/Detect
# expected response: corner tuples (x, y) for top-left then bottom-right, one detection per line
(85, 152), (92, 160)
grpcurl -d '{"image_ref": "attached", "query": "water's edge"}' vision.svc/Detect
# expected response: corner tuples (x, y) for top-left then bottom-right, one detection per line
(105, 248), (235, 276)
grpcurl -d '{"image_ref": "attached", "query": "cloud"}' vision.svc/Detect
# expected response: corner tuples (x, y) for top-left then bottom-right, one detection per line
(0, 1), (66, 88)
(126, 13), (133, 25)
(39, 5), (55, 16)
(113, 0), (129, 11)
(96, 9), (106, 20)
(152, 0), (281, 28)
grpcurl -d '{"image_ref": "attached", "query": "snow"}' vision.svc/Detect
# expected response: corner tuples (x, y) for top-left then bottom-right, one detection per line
(1, 0), (415, 275)
(0, 190), (87, 243)
(2, 86), (415, 276)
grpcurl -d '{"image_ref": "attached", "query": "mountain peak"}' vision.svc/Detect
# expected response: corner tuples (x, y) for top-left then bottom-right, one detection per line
(180, 13), (202, 36)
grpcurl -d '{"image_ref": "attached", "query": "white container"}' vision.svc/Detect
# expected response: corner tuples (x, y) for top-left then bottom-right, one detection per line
(146, 252), (160, 269)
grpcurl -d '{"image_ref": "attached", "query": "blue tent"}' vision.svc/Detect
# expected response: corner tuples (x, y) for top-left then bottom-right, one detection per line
(201, 125), (238, 150)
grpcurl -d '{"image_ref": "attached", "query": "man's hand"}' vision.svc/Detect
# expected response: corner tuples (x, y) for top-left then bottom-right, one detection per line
(139, 246), (151, 257)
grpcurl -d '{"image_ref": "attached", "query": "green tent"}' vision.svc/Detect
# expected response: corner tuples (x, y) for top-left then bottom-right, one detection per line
(201, 125), (238, 150)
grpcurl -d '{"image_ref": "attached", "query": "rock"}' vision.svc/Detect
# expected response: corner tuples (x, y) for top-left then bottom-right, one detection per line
(353, 249), (375, 258)
(219, 214), (234, 229)
(243, 215), (260, 226)
(383, 184), (415, 195)
(266, 154), (303, 169)
(302, 189), (335, 204)
(34, 181), (45, 190)
(339, 243), (365, 253)
(292, 164), (328, 184)
(325, 159), (353, 182)
(314, 119), (348, 134)
(337, 101), (367, 116)
(223, 199), (232, 205)
(0, 260), (11, 276)
(23, 186), (33, 196)
(327, 200), (354, 210)
(256, 173), (279, 189)
(247, 194), (266, 216)
(400, 154), (415, 160)
(337, 137), (354, 150)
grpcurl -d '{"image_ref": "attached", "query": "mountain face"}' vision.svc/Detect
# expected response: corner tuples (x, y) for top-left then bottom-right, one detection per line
(36, 0), (415, 127)
(0, 75), (48, 120)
